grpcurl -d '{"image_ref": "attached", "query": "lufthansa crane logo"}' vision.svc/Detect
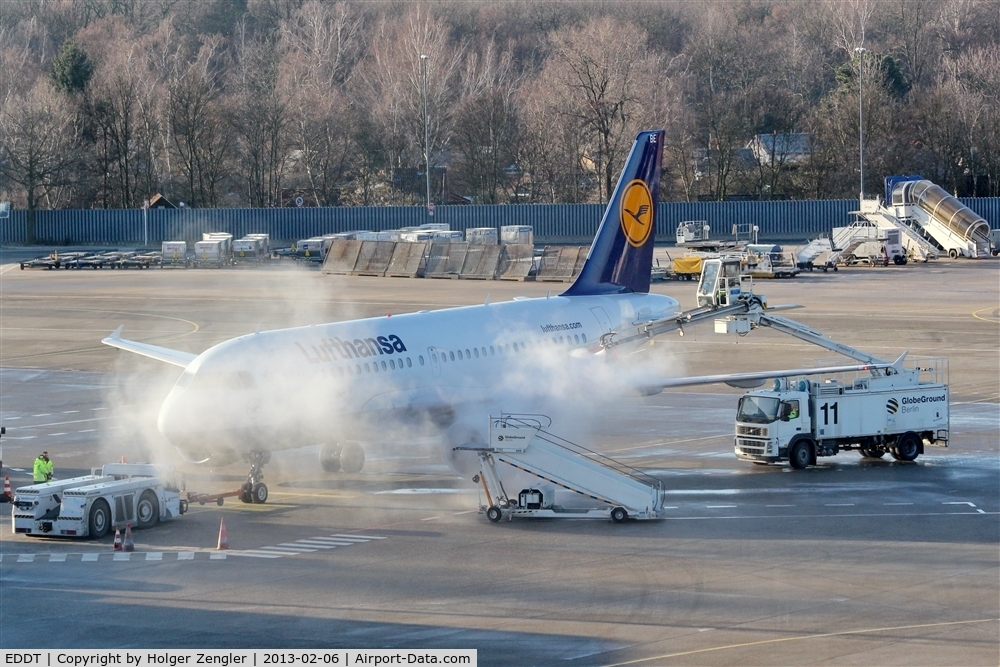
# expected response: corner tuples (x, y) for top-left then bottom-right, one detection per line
(620, 179), (653, 247)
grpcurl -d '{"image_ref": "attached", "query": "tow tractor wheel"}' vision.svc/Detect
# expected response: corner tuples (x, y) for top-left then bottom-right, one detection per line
(893, 433), (921, 462)
(486, 506), (503, 522)
(251, 482), (268, 504)
(611, 507), (628, 523)
(89, 499), (112, 538)
(788, 439), (813, 470)
(136, 490), (159, 529)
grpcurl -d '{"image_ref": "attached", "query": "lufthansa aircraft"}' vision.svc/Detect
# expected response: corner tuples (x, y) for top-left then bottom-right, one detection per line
(104, 130), (886, 503)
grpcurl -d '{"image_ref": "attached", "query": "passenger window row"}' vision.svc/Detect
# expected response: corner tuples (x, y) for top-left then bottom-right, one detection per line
(329, 355), (423, 377)
(431, 333), (587, 365)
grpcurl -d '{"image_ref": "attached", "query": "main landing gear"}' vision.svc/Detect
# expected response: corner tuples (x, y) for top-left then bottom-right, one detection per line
(240, 450), (270, 504)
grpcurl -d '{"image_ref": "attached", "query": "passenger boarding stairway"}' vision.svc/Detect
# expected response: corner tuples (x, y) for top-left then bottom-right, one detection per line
(858, 205), (940, 261)
(885, 178), (992, 258)
(458, 414), (664, 522)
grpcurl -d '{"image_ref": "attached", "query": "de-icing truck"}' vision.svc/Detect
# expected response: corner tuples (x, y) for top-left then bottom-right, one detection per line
(734, 358), (949, 468)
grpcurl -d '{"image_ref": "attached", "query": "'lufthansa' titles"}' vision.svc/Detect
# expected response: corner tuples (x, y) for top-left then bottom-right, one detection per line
(295, 335), (407, 365)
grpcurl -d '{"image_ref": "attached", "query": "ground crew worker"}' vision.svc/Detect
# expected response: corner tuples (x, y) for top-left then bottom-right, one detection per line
(33, 451), (53, 483)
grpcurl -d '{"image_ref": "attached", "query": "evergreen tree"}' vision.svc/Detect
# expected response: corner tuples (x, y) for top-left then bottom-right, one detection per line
(51, 41), (93, 95)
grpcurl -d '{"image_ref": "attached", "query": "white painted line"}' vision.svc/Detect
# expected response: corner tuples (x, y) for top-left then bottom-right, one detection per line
(209, 553), (227, 560)
(260, 545), (316, 553)
(91, 407), (107, 411)
(10, 468), (25, 472)
(292, 540), (337, 548)
(453, 510), (478, 515)
(663, 506), (678, 509)
(17, 554), (35, 563)
(6, 417), (21, 421)
(978, 509), (986, 514)
(707, 505), (737, 509)
(884, 503), (913, 506)
(7, 436), (36, 440)
(825, 503), (855, 507)
(229, 551), (284, 559)
(766, 505), (794, 507)
(78, 429), (96, 433)
(32, 414), (52, 417)
(302, 538), (357, 545)
(9, 416), (116, 430)
(421, 516), (440, 521)
(82, 553), (99, 562)
(331, 534), (387, 540)
(944, 502), (977, 507)
(62, 411), (80, 414)
(49, 433), (68, 437)
(113, 553), (130, 561)
(145, 552), (163, 561)
(277, 543), (321, 552)
(177, 551), (194, 560)
(49, 554), (67, 562)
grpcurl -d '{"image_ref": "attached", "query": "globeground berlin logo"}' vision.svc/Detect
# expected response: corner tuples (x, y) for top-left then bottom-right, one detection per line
(886, 398), (899, 414)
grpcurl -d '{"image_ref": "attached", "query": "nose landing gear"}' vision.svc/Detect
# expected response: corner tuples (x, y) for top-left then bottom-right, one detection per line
(240, 450), (271, 504)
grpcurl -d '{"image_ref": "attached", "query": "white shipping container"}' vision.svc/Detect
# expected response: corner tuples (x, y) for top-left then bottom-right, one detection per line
(419, 223), (450, 232)
(194, 240), (224, 267)
(245, 233), (270, 254)
(432, 230), (464, 243)
(466, 228), (499, 245)
(501, 225), (534, 245)
(161, 241), (187, 256)
(400, 231), (435, 243)
(297, 237), (326, 257)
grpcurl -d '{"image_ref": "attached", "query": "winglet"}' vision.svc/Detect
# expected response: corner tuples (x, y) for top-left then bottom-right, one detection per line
(107, 325), (124, 341)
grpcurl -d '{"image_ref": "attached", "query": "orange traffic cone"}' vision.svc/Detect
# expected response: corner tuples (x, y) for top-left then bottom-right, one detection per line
(123, 522), (134, 552)
(216, 518), (229, 550)
(1, 475), (10, 502)
(112, 527), (122, 550)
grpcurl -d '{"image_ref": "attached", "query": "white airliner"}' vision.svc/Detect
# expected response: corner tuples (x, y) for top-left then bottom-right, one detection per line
(104, 130), (889, 503)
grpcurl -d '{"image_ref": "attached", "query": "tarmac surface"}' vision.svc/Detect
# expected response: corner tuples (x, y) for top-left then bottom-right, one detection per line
(0, 251), (998, 665)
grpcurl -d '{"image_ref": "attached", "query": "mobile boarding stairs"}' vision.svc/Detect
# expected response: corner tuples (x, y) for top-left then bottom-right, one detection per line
(457, 414), (664, 523)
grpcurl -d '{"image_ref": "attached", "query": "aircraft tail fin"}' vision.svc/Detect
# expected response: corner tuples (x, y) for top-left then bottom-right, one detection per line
(562, 130), (664, 296)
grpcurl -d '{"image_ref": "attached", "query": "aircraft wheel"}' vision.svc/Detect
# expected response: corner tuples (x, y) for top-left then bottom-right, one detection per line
(240, 482), (253, 504)
(136, 490), (159, 529)
(486, 506), (503, 523)
(611, 507), (628, 523)
(251, 483), (268, 504)
(340, 442), (365, 473)
(320, 443), (342, 472)
(788, 439), (813, 470)
(894, 433), (921, 462)
(89, 499), (111, 538)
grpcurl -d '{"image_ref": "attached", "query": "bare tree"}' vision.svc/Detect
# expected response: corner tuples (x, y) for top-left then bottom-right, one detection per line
(0, 80), (79, 241)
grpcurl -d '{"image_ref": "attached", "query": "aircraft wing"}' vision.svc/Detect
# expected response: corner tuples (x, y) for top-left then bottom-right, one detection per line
(102, 326), (197, 368)
(656, 353), (906, 390)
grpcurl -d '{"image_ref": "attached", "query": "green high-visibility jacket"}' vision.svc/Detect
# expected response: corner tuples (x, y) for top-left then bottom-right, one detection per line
(33, 457), (53, 482)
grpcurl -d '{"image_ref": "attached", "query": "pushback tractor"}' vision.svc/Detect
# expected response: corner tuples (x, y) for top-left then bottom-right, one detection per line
(12, 463), (185, 538)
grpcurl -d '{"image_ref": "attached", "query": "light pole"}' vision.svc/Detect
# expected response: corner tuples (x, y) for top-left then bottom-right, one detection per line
(855, 46), (866, 202)
(420, 54), (432, 216)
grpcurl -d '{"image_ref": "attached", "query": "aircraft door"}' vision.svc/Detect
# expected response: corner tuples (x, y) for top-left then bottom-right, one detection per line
(590, 307), (614, 334)
(427, 347), (442, 377)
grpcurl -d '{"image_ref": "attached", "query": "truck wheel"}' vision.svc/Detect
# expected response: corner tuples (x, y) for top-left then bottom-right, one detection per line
(486, 506), (503, 522)
(893, 433), (921, 462)
(89, 499), (112, 538)
(136, 490), (159, 529)
(251, 482), (268, 504)
(860, 446), (885, 459)
(611, 507), (628, 523)
(788, 440), (813, 470)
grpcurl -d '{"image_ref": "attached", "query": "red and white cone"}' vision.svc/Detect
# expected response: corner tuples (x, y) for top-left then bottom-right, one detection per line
(1, 475), (11, 502)
(123, 522), (135, 552)
(112, 527), (122, 551)
(216, 518), (229, 550)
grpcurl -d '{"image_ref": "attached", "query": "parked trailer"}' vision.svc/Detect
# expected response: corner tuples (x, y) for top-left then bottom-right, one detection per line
(193, 240), (226, 268)
(11, 463), (185, 538)
(233, 237), (264, 264)
(161, 241), (188, 268)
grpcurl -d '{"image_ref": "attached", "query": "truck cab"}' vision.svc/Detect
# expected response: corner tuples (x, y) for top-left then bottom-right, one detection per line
(734, 384), (810, 464)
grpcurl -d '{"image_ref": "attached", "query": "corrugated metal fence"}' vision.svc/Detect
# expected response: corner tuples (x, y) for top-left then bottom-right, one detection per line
(3, 199), (998, 245)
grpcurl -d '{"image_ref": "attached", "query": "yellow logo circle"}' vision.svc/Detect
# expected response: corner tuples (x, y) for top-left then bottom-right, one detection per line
(619, 180), (653, 247)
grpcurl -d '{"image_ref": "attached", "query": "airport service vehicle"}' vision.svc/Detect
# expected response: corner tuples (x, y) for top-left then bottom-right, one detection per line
(102, 131), (901, 500)
(734, 361), (949, 468)
(461, 414), (663, 523)
(12, 463), (185, 538)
